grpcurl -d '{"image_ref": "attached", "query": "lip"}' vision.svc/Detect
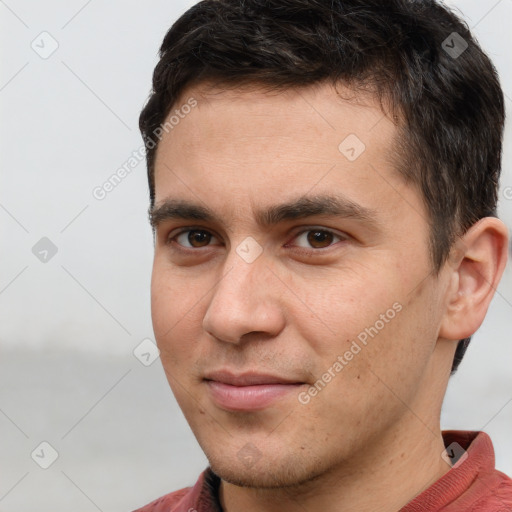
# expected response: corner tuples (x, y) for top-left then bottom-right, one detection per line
(204, 370), (305, 411)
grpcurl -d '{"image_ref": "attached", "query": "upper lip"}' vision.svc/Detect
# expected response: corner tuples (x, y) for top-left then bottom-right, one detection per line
(204, 370), (303, 386)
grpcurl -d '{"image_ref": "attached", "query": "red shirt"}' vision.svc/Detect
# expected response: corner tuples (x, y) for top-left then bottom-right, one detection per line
(132, 431), (512, 511)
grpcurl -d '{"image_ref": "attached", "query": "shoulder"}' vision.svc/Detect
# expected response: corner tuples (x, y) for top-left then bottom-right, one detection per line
(473, 469), (512, 511)
(446, 431), (512, 511)
(131, 468), (218, 512)
(131, 486), (192, 512)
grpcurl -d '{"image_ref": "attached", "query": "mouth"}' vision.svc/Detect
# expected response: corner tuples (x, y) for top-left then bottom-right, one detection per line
(204, 370), (306, 411)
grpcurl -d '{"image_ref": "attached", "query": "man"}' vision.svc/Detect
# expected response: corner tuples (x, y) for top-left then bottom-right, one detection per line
(133, 0), (512, 510)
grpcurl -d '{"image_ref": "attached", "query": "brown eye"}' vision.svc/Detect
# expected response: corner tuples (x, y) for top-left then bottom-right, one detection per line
(293, 229), (344, 250)
(188, 230), (211, 247)
(307, 230), (334, 248)
(174, 229), (217, 248)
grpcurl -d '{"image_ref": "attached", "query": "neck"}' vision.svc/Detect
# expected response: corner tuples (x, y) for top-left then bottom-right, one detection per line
(219, 417), (450, 512)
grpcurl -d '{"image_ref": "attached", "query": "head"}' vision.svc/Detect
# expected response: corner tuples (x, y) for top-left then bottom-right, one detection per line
(140, 0), (508, 491)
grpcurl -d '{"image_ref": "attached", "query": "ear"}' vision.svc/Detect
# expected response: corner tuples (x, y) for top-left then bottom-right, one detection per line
(439, 217), (509, 340)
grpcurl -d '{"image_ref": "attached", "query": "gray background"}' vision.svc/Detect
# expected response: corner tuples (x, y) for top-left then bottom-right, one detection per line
(1, 0), (511, 510)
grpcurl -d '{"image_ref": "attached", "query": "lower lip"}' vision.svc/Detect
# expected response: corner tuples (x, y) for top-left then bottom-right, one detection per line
(206, 380), (303, 411)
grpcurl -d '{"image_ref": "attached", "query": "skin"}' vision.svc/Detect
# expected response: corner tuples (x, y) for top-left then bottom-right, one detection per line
(149, 81), (509, 512)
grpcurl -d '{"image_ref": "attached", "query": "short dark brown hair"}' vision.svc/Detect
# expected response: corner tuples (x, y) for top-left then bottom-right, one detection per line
(139, 0), (505, 373)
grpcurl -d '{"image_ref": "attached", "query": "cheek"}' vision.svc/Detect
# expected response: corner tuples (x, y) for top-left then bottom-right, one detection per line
(358, 281), (440, 394)
(286, 262), (402, 358)
(150, 264), (214, 373)
(151, 261), (197, 329)
(150, 272), (174, 340)
(151, 268), (194, 353)
(288, 261), (438, 408)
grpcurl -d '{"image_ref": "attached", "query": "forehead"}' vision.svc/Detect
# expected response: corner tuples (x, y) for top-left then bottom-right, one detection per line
(152, 81), (419, 226)
(164, 80), (397, 149)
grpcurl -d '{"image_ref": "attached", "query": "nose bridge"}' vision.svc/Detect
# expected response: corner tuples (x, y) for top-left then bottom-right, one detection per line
(202, 245), (284, 343)
(220, 234), (271, 299)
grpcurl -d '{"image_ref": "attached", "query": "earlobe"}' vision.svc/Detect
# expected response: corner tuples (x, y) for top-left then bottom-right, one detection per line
(439, 217), (509, 341)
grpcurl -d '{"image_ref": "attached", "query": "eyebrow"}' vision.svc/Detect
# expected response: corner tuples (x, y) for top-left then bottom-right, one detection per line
(149, 194), (380, 231)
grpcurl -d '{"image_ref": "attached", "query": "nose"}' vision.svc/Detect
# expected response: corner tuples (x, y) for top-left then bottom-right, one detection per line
(202, 247), (286, 344)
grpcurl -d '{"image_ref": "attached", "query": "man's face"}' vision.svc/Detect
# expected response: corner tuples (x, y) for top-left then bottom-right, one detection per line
(150, 82), (452, 488)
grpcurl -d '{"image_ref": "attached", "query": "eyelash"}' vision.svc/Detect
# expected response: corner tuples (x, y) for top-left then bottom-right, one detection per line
(166, 227), (347, 253)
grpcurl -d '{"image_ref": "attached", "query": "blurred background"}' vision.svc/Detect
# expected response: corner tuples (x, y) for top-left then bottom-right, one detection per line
(1, 0), (511, 510)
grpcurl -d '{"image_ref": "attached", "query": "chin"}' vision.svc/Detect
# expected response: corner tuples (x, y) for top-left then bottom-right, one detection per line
(206, 447), (328, 490)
